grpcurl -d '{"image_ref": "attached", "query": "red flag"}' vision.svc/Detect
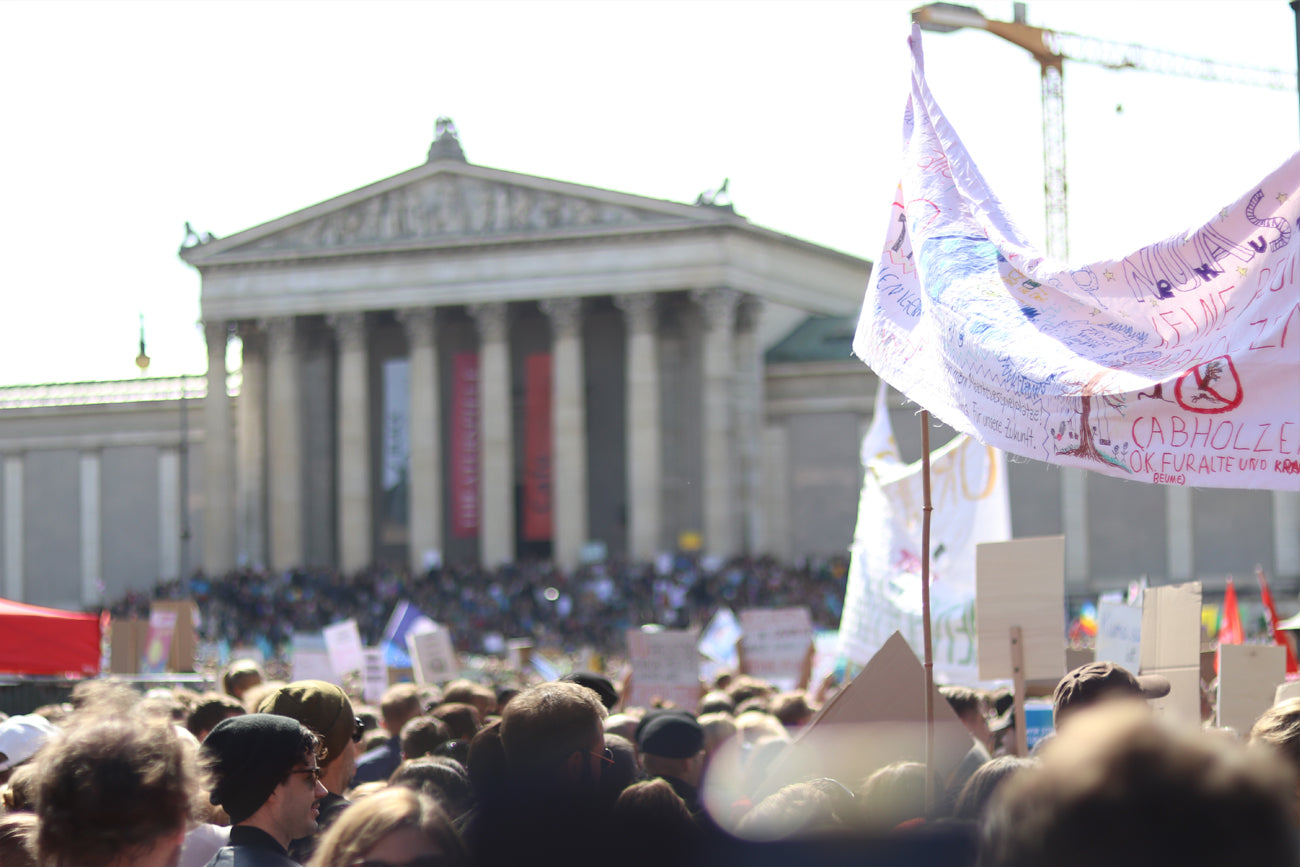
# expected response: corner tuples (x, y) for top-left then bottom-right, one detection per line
(1257, 566), (1299, 674)
(1219, 577), (1244, 647)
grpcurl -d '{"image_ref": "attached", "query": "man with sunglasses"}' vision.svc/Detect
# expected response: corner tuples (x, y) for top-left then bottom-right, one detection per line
(257, 680), (363, 862)
(203, 713), (326, 867)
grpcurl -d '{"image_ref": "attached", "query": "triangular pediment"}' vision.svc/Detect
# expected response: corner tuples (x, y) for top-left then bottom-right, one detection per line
(184, 162), (736, 264)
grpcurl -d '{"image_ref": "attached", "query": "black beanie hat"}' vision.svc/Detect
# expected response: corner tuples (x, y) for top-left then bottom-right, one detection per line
(203, 713), (312, 823)
(559, 671), (620, 711)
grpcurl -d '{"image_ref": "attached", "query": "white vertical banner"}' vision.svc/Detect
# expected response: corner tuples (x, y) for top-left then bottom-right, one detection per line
(839, 383), (1011, 683)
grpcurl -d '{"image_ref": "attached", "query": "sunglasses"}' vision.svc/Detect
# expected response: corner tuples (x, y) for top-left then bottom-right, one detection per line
(353, 718), (365, 743)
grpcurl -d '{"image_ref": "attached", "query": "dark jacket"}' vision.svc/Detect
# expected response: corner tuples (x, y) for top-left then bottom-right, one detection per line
(204, 825), (298, 867)
(351, 736), (402, 785)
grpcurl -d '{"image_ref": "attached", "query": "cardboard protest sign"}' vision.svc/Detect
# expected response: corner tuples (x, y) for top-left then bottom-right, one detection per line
(626, 626), (700, 711)
(722, 631), (972, 812)
(292, 632), (336, 683)
(740, 607), (813, 690)
(323, 619), (365, 677)
(1218, 644), (1286, 734)
(976, 536), (1065, 682)
(151, 600), (198, 672)
(1139, 582), (1203, 728)
(1095, 601), (1143, 669)
(407, 624), (457, 686)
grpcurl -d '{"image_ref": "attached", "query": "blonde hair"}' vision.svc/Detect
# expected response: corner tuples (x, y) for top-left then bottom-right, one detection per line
(307, 787), (466, 867)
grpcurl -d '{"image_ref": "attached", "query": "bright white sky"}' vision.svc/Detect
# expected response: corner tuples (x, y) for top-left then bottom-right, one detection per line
(1, 0), (1295, 386)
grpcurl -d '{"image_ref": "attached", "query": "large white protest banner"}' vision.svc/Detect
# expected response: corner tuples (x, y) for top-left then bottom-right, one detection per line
(839, 384), (1010, 683)
(854, 27), (1300, 492)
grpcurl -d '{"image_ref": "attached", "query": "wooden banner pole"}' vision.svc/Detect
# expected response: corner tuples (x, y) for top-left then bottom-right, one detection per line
(920, 410), (936, 809)
(1011, 625), (1029, 756)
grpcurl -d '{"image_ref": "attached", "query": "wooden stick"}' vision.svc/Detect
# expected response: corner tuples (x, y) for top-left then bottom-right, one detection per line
(920, 410), (935, 810)
(1011, 625), (1029, 756)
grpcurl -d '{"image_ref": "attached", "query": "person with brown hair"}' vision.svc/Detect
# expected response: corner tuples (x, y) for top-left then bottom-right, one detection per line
(36, 717), (204, 867)
(353, 683), (424, 785)
(1248, 696), (1300, 825)
(399, 715), (452, 762)
(306, 786), (465, 867)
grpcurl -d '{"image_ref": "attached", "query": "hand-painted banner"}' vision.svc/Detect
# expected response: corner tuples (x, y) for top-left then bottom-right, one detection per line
(838, 384), (1010, 683)
(854, 27), (1300, 491)
(450, 353), (480, 538)
(522, 353), (553, 542)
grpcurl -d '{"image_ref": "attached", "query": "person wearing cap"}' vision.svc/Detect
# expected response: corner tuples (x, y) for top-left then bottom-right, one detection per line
(0, 713), (56, 785)
(202, 713), (326, 867)
(1052, 661), (1171, 729)
(256, 681), (361, 861)
(635, 709), (707, 816)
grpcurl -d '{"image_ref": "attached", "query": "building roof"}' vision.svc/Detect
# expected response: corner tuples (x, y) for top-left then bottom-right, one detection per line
(765, 314), (860, 364)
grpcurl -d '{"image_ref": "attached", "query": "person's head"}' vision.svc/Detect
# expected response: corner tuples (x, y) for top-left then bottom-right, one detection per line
(1249, 696), (1300, 824)
(770, 691), (815, 728)
(597, 732), (643, 808)
(611, 778), (702, 856)
(0, 714), (57, 784)
(203, 713), (326, 847)
(981, 703), (1299, 867)
(636, 710), (706, 788)
(940, 684), (992, 750)
(698, 690), (736, 717)
(500, 681), (608, 791)
(258, 680), (361, 793)
(389, 756), (475, 819)
(1052, 662), (1169, 728)
(306, 786), (466, 867)
(857, 761), (931, 831)
(223, 659), (266, 701)
(400, 715), (452, 760)
(186, 693), (246, 741)
(952, 755), (1035, 822)
(430, 702), (481, 742)
(738, 778), (857, 840)
(440, 680), (497, 719)
(560, 671), (620, 711)
(36, 717), (203, 867)
(466, 719), (508, 802)
(379, 684), (424, 737)
(68, 679), (140, 718)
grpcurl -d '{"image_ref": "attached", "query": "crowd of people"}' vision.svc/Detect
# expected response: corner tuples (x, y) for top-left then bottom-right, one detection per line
(2, 655), (1300, 866)
(106, 556), (850, 656)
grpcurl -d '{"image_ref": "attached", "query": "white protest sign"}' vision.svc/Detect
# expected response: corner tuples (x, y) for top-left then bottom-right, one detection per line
(1140, 582), (1203, 729)
(740, 607), (813, 690)
(291, 632), (336, 683)
(322, 619), (365, 677)
(626, 626), (700, 711)
(1095, 601), (1143, 669)
(698, 607), (742, 667)
(407, 624), (457, 686)
(362, 647), (388, 704)
(976, 536), (1066, 682)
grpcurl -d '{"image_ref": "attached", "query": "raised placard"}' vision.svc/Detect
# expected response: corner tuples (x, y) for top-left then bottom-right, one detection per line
(626, 626), (700, 711)
(740, 607), (813, 690)
(1219, 644), (1286, 735)
(976, 536), (1066, 682)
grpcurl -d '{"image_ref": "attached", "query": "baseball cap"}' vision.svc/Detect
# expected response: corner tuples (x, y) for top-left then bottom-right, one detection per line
(0, 714), (57, 771)
(1053, 662), (1170, 723)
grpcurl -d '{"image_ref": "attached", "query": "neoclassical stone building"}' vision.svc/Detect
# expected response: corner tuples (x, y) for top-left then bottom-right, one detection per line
(0, 124), (1295, 613)
(182, 123), (871, 576)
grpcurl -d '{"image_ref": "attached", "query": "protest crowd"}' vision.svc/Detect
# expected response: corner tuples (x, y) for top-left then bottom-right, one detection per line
(3, 636), (1300, 866)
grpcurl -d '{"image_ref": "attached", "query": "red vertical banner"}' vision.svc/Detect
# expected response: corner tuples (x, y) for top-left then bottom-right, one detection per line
(450, 353), (480, 539)
(522, 353), (553, 541)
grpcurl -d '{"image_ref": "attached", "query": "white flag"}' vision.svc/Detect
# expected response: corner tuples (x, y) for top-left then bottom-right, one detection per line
(854, 26), (1300, 492)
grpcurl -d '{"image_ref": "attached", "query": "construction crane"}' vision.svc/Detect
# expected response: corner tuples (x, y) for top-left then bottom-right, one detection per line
(912, 2), (1297, 261)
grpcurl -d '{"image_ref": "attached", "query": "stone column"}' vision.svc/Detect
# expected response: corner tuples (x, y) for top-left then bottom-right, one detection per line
(1061, 467), (1089, 591)
(469, 302), (514, 567)
(399, 308), (443, 572)
(79, 451), (101, 606)
(615, 293), (662, 562)
(236, 323), (267, 569)
(692, 287), (740, 559)
(159, 447), (180, 584)
(1274, 491), (1300, 583)
(3, 455), (22, 601)
(1166, 486), (1194, 582)
(541, 297), (588, 569)
(330, 312), (372, 574)
(202, 320), (235, 574)
(265, 316), (304, 571)
(734, 295), (764, 555)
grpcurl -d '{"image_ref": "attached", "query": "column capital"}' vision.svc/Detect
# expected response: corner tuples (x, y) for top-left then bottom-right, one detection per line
(539, 297), (583, 340)
(691, 287), (741, 332)
(261, 316), (300, 355)
(614, 293), (659, 334)
(397, 307), (438, 348)
(327, 311), (368, 351)
(203, 320), (230, 354)
(468, 302), (510, 343)
(735, 294), (764, 334)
